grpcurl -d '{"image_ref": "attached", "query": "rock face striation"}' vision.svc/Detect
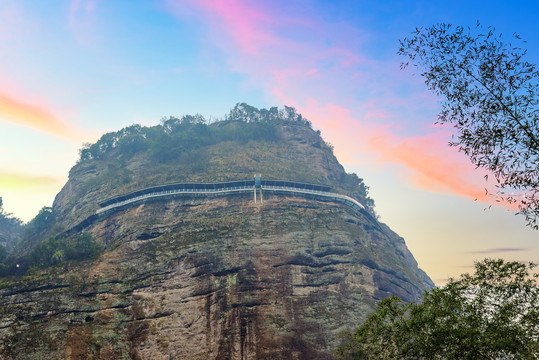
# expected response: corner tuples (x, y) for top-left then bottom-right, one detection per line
(0, 105), (433, 359)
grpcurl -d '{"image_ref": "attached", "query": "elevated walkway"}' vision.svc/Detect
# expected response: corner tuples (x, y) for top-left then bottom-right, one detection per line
(63, 177), (370, 237)
(96, 179), (364, 215)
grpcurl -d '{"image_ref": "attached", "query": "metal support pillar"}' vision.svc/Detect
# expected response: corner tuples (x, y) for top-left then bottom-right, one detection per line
(254, 174), (262, 204)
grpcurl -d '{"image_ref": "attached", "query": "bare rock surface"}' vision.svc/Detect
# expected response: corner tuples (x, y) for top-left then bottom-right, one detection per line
(0, 195), (431, 359)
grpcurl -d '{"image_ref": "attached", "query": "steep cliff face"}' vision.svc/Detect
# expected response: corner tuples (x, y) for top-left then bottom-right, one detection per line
(0, 195), (431, 359)
(0, 105), (433, 359)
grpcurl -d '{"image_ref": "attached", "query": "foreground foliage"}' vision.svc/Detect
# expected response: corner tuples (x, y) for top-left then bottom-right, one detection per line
(0, 231), (101, 276)
(399, 23), (539, 228)
(337, 259), (538, 359)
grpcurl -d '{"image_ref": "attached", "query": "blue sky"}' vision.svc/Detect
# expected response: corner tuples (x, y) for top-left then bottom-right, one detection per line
(0, 0), (537, 284)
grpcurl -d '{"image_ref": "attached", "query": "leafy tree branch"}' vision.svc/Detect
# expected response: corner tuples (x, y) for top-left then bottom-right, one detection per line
(398, 23), (539, 228)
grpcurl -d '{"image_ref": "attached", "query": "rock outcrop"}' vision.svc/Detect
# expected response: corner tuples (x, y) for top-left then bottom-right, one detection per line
(0, 105), (433, 359)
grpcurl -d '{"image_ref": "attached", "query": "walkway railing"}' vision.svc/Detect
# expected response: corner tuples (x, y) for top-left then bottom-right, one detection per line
(96, 182), (365, 215)
(96, 186), (254, 214)
(63, 179), (369, 237)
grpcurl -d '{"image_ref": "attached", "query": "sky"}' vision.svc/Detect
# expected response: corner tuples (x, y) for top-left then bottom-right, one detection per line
(0, 0), (537, 285)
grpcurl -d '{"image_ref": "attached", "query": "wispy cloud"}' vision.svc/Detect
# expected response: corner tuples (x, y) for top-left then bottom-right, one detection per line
(165, 0), (506, 207)
(468, 248), (530, 254)
(185, 0), (276, 55)
(68, 0), (100, 45)
(289, 102), (502, 206)
(0, 2), (24, 42)
(0, 93), (85, 142)
(370, 129), (488, 200)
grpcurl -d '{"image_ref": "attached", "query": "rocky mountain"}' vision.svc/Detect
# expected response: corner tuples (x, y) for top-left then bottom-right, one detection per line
(0, 104), (433, 359)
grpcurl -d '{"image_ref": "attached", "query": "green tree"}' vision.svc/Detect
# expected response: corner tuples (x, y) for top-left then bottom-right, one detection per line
(65, 232), (101, 261)
(398, 23), (539, 229)
(0, 196), (23, 247)
(336, 259), (538, 360)
(0, 245), (7, 263)
(22, 206), (55, 242)
(25, 232), (101, 269)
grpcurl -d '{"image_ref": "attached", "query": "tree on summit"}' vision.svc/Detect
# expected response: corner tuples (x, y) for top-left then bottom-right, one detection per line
(398, 23), (539, 229)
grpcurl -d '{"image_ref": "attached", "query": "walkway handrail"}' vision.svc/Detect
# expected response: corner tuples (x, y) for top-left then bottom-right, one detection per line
(62, 180), (370, 238)
(96, 183), (364, 215)
(98, 179), (331, 207)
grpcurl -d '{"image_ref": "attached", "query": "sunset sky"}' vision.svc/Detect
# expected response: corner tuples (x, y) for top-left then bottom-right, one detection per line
(0, 0), (537, 284)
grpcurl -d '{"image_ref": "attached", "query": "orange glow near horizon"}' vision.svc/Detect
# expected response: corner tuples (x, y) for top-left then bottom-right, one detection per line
(0, 93), (85, 142)
(0, 172), (61, 190)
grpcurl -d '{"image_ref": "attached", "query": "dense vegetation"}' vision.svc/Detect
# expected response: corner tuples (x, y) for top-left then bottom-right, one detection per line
(0, 197), (23, 275)
(78, 104), (298, 163)
(0, 197), (22, 248)
(0, 203), (101, 276)
(337, 259), (539, 359)
(0, 230), (101, 277)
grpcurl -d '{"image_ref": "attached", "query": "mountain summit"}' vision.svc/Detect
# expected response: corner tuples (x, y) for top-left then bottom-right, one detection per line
(0, 104), (432, 359)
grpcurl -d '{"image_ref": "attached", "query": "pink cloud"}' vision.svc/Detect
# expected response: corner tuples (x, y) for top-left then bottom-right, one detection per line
(287, 101), (509, 207)
(364, 109), (392, 120)
(375, 134), (486, 200)
(169, 0), (278, 55)
(165, 0), (510, 208)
